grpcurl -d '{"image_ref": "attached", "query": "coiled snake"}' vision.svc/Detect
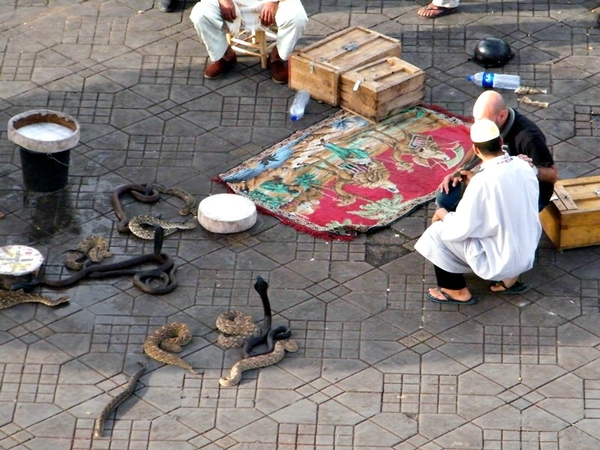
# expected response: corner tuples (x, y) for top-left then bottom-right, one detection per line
(111, 183), (197, 239)
(94, 362), (145, 438)
(217, 276), (296, 386)
(64, 235), (112, 271)
(215, 276), (291, 356)
(143, 323), (200, 374)
(11, 227), (178, 295)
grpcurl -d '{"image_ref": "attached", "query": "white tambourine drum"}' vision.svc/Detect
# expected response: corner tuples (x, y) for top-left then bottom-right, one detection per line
(0, 245), (45, 276)
(198, 194), (257, 234)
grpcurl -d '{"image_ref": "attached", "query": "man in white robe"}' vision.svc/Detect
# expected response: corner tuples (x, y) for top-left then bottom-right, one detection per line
(190, 0), (308, 83)
(415, 119), (541, 305)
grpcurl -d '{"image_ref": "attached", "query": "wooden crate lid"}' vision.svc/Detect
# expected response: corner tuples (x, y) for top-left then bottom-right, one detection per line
(295, 27), (400, 69)
(551, 176), (600, 212)
(341, 57), (425, 89)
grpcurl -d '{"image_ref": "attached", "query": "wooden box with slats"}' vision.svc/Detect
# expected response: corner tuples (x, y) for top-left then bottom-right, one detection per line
(539, 176), (600, 251)
(289, 27), (401, 106)
(339, 57), (425, 122)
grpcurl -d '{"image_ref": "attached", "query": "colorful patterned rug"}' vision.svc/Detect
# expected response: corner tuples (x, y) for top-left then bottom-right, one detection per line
(218, 106), (473, 240)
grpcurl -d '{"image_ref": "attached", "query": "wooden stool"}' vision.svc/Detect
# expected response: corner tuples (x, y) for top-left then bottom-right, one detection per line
(226, 28), (277, 69)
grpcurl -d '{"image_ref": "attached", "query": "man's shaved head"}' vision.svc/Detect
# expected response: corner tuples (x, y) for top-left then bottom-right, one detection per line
(473, 91), (508, 127)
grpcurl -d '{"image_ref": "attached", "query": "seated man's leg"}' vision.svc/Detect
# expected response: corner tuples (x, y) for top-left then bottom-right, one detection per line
(435, 182), (462, 212)
(190, 0), (237, 78)
(426, 265), (475, 304)
(270, 0), (308, 83)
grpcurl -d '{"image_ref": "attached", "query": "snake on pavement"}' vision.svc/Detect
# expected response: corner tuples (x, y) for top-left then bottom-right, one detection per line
(143, 323), (201, 374)
(219, 339), (298, 387)
(111, 183), (197, 238)
(64, 235), (112, 270)
(11, 227), (178, 295)
(0, 289), (69, 310)
(93, 362), (146, 438)
(128, 214), (196, 240)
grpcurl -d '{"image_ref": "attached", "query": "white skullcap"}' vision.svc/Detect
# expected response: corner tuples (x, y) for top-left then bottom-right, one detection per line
(470, 119), (500, 143)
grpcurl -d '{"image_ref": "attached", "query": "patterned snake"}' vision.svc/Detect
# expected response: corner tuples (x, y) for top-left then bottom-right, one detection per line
(128, 215), (196, 240)
(93, 362), (146, 438)
(64, 235), (112, 271)
(215, 276), (291, 357)
(219, 339), (298, 387)
(11, 227), (178, 295)
(111, 183), (197, 239)
(144, 323), (201, 374)
(0, 289), (69, 310)
(217, 276), (296, 386)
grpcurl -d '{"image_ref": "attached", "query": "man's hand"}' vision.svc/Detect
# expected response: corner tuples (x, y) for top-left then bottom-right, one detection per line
(438, 173), (462, 194)
(260, 1), (278, 27)
(219, 0), (236, 22)
(431, 208), (448, 224)
(516, 154), (534, 167)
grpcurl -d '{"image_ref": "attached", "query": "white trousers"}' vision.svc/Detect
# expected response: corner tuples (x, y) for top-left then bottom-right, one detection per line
(432, 0), (459, 7)
(190, 0), (308, 62)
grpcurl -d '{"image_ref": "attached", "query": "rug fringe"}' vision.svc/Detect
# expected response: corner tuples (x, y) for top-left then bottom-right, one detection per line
(211, 176), (357, 241)
(421, 103), (473, 124)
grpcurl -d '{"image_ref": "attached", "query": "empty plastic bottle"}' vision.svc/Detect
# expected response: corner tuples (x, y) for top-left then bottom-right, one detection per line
(467, 72), (521, 90)
(289, 90), (310, 121)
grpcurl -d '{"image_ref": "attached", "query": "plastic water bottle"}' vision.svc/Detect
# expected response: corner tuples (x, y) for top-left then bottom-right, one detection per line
(290, 90), (310, 121)
(467, 72), (521, 90)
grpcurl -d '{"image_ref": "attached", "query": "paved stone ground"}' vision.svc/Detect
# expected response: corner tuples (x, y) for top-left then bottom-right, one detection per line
(1, 0), (600, 449)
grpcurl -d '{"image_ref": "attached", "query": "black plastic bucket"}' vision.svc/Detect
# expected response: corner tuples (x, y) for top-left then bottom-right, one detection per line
(19, 147), (70, 192)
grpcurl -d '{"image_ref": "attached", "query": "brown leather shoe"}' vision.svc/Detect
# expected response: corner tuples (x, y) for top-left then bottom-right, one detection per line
(269, 47), (288, 84)
(204, 48), (237, 79)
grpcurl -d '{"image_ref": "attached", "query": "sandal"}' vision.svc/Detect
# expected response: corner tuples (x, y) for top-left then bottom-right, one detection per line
(426, 288), (477, 305)
(490, 280), (531, 295)
(417, 3), (458, 19)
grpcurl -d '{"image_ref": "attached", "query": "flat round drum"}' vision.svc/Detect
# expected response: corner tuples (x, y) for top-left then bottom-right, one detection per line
(0, 245), (45, 276)
(198, 194), (257, 234)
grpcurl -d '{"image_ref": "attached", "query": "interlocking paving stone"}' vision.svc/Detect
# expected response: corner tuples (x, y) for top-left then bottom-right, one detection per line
(1, 0), (600, 448)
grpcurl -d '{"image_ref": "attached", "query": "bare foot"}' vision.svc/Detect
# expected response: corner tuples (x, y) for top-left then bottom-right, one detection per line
(417, 3), (458, 19)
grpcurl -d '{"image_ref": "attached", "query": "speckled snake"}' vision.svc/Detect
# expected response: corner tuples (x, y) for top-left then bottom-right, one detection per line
(219, 339), (298, 387)
(215, 276), (291, 357)
(64, 235), (112, 270)
(111, 183), (197, 239)
(0, 289), (69, 310)
(94, 362), (146, 438)
(144, 323), (200, 374)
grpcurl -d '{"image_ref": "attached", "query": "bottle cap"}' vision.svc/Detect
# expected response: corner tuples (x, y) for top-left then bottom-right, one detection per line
(467, 75), (473, 81)
(291, 115), (299, 121)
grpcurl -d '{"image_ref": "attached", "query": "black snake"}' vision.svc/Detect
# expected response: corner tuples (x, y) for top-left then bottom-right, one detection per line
(215, 276), (291, 357)
(143, 323), (200, 374)
(11, 227), (178, 295)
(93, 362), (146, 438)
(217, 276), (296, 386)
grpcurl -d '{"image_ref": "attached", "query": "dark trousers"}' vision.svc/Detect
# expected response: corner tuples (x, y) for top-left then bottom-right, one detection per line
(434, 264), (467, 290)
(436, 182), (545, 212)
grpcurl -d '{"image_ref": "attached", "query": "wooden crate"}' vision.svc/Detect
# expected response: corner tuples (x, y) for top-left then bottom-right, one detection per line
(289, 27), (401, 106)
(539, 176), (600, 251)
(339, 57), (425, 122)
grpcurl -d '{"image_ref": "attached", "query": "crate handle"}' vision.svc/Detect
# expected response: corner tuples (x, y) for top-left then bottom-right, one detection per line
(342, 42), (359, 52)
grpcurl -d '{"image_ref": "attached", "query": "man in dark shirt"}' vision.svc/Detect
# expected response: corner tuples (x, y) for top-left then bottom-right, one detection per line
(435, 90), (558, 294)
(437, 90), (558, 212)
